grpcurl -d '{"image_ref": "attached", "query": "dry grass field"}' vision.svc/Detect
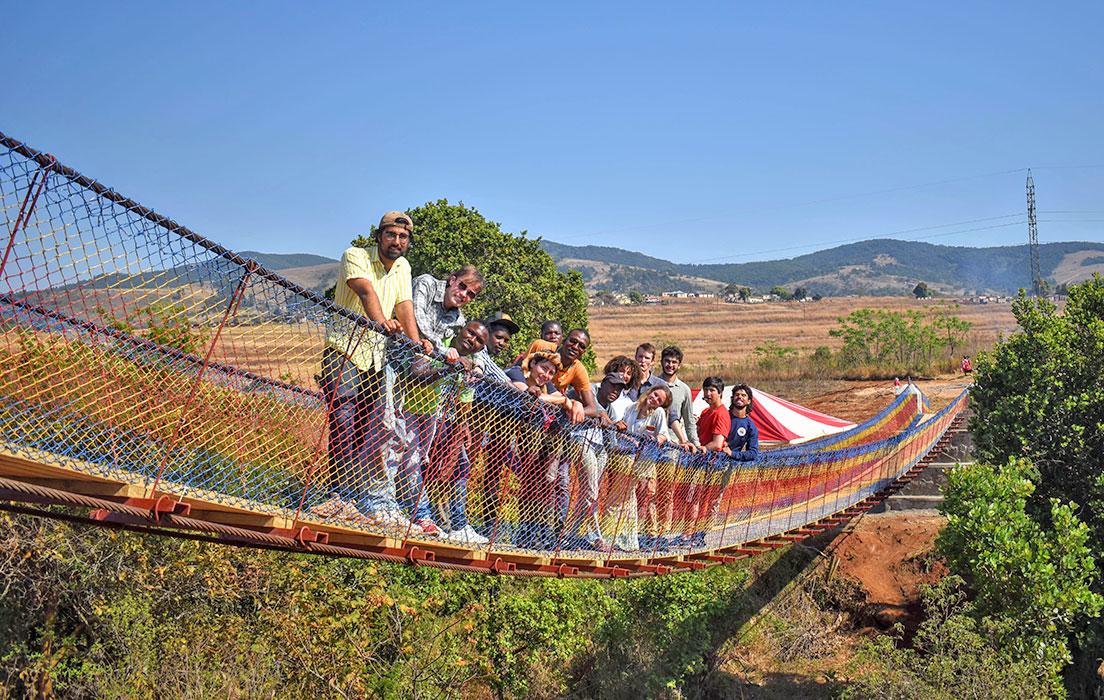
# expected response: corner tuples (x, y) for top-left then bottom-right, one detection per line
(587, 296), (1019, 382)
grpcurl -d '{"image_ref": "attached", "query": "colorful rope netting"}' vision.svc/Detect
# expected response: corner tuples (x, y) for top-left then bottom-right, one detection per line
(0, 131), (967, 575)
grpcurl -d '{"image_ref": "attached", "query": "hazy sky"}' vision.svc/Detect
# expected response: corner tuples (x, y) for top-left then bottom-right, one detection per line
(4, 2), (1102, 263)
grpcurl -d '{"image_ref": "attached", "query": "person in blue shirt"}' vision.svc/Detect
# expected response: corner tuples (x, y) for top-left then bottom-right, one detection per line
(724, 384), (759, 462)
(684, 384), (760, 549)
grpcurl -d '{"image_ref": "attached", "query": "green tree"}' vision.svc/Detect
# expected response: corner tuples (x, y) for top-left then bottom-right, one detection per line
(913, 281), (931, 298)
(792, 286), (808, 301)
(938, 460), (1102, 675)
(351, 200), (590, 367)
(627, 290), (646, 305)
(738, 286), (751, 302)
(930, 303), (973, 358)
(769, 285), (792, 301)
(968, 275), (1104, 694)
(969, 276), (1104, 541)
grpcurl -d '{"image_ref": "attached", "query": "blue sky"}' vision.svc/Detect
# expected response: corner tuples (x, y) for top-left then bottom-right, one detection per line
(4, 2), (1102, 264)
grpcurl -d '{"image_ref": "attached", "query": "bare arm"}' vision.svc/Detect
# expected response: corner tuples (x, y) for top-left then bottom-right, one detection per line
(571, 375), (600, 418)
(705, 433), (726, 451)
(670, 420), (690, 445)
(541, 392), (583, 423)
(346, 277), (400, 333)
(393, 299), (431, 352)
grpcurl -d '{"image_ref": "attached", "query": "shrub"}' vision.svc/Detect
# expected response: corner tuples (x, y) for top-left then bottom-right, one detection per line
(843, 576), (1059, 699)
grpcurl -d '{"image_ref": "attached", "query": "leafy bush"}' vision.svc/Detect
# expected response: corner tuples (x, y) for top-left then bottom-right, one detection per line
(938, 459), (1102, 679)
(843, 576), (1059, 699)
(969, 276), (1104, 544)
(829, 305), (972, 374)
(0, 512), (762, 699)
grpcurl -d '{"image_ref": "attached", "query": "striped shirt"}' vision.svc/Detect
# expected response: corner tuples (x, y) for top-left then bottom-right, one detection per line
(326, 246), (412, 372)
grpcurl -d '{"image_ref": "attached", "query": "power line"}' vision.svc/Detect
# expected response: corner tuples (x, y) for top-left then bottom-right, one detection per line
(684, 213), (1025, 264)
(551, 168), (1031, 241)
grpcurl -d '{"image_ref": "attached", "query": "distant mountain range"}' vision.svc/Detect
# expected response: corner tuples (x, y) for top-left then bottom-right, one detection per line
(541, 239), (1104, 296)
(94, 241), (1104, 299)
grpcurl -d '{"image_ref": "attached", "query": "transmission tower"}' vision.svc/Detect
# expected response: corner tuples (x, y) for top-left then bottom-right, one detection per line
(1026, 169), (1044, 296)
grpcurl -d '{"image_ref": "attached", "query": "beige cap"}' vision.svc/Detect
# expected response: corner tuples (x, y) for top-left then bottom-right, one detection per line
(378, 211), (414, 233)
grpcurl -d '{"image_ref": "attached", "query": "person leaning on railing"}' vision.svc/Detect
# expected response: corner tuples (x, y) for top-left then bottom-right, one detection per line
(505, 350), (586, 548)
(389, 263), (486, 537)
(313, 211), (430, 531)
(598, 385), (672, 552)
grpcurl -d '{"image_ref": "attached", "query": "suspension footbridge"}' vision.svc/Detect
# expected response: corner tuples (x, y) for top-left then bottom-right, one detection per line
(0, 131), (966, 578)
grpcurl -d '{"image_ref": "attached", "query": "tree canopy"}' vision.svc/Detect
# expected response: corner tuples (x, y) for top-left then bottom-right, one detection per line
(352, 199), (590, 366)
(970, 274), (1104, 541)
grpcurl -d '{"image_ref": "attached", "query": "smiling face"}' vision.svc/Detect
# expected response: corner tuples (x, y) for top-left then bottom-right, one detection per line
(635, 347), (655, 375)
(615, 365), (634, 386)
(731, 388), (751, 413)
(562, 330), (589, 364)
(529, 357), (556, 387)
(444, 273), (482, 310)
(376, 225), (411, 262)
(661, 354), (681, 377)
(645, 387), (669, 411)
(454, 321), (488, 356)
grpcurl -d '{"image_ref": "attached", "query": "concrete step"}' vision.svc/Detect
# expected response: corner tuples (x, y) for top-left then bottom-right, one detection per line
(884, 494), (943, 511)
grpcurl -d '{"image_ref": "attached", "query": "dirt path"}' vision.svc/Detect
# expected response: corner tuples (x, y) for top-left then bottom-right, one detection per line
(716, 510), (948, 698)
(830, 511), (948, 626)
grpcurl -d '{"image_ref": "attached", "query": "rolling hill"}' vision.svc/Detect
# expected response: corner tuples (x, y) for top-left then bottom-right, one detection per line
(65, 240), (1104, 299)
(541, 239), (1104, 296)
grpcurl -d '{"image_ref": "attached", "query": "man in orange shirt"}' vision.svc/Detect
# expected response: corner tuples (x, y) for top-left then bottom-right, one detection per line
(522, 328), (600, 545)
(523, 328), (599, 421)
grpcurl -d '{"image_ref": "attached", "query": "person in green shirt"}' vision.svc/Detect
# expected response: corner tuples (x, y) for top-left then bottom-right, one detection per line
(389, 320), (489, 540)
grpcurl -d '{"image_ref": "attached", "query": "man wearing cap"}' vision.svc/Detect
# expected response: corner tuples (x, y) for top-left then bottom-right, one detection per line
(563, 371), (632, 548)
(314, 211), (428, 531)
(473, 312), (518, 384)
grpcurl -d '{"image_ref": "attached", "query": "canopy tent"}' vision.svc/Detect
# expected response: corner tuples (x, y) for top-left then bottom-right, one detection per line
(690, 385), (855, 445)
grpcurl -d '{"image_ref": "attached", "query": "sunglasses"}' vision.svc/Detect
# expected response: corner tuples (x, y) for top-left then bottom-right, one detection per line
(453, 278), (481, 299)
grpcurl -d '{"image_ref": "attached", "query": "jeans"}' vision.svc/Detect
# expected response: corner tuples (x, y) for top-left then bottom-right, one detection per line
(379, 410), (436, 521)
(563, 444), (606, 543)
(319, 347), (391, 507)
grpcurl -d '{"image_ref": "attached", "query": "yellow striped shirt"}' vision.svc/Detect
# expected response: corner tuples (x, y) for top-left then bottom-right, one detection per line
(326, 246), (412, 372)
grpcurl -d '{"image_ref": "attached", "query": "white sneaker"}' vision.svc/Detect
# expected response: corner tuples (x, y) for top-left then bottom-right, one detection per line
(447, 525), (489, 546)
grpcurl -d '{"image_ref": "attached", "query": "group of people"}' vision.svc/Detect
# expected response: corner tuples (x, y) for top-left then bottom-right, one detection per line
(314, 210), (759, 552)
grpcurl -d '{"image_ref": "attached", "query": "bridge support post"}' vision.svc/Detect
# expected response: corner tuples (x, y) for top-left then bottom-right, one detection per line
(147, 262), (256, 499)
(1, 156), (55, 280)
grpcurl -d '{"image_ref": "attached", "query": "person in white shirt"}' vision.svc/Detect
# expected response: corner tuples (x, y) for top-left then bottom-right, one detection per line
(562, 372), (632, 549)
(600, 385), (672, 551)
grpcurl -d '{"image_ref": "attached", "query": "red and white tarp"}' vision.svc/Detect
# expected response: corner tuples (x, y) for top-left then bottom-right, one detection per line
(690, 386), (855, 445)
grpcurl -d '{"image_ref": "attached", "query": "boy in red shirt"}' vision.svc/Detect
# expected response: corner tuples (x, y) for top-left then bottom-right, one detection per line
(673, 377), (730, 545)
(696, 376), (730, 451)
